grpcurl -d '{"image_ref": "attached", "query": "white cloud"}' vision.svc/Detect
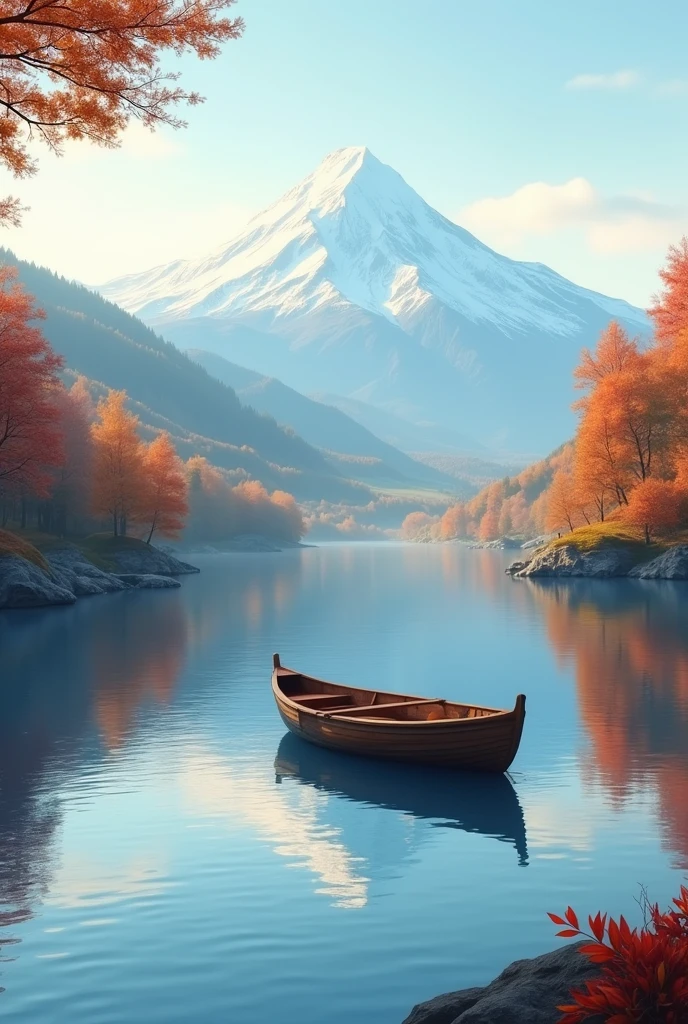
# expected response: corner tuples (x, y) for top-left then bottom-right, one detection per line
(459, 178), (685, 255)
(566, 69), (640, 91)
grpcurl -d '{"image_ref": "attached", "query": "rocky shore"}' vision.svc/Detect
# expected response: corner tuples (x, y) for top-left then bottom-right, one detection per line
(401, 943), (599, 1024)
(0, 542), (199, 610)
(507, 543), (688, 580)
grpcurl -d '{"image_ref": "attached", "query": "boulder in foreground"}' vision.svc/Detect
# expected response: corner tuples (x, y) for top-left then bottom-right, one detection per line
(401, 943), (600, 1024)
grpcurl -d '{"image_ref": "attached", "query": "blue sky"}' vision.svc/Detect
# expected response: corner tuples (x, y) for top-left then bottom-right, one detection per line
(3, 0), (687, 305)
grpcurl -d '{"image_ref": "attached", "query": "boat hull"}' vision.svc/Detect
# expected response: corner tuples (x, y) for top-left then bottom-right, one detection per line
(272, 662), (525, 773)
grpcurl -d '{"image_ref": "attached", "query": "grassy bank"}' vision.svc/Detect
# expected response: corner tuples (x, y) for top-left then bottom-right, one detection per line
(548, 521), (688, 565)
(0, 529), (49, 571)
(0, 529), (155, 572)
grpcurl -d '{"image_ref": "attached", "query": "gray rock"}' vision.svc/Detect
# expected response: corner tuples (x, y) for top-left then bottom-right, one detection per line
(505, 559), (531, 576)
(0, 541), (192, 610)
(517, 543), (635, 578)
(402, 988), (484, 1024)
(628, 545), (688, 579)
(401, 943), (600, 1024)
(107, 545), (199, 575)
(0, 555), (76, 609)
(114, 573), (181, 589)
(521, 535), (553, 550)
(45, 547), (128, 594)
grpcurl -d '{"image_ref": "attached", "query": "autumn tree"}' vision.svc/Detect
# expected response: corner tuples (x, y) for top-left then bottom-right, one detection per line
(573, 320), (639, 393)
(400, 511), (435, 541)
(269, 490), (305, 543)
(0, 1), (244, 223)
(440, 502), (467, 540)
(141, 431), (188, 544)
(44, 376), (95, 535)
(621, 478), (682, 545)
(91, 390), (146, 537)
(478, 484), (502, 541)
(545, 470), (581, 533)
(649, 236), (688, 344)
(0, 266), (63, 503)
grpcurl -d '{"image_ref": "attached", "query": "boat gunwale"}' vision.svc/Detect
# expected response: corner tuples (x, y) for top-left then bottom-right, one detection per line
(272, 664), (524, 727)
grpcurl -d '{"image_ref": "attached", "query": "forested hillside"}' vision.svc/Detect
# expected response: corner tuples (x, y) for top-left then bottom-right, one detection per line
(0, 250), (369, 504)
(403, 239), (688, 548)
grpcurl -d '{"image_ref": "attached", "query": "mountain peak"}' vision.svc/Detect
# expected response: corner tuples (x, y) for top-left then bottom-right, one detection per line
(295, 145), (387, 213)
(100, 148), (649, 454)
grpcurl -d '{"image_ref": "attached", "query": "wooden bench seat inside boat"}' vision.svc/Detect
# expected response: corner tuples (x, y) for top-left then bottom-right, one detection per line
(324, 698), (447, 720)
(294, 693), (355, 709)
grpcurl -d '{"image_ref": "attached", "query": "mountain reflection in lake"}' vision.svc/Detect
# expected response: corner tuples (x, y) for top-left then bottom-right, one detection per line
(0, 547), (686, 1024)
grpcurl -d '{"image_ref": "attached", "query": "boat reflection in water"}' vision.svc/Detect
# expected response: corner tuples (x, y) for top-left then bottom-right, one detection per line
(274, 733), (528, 866)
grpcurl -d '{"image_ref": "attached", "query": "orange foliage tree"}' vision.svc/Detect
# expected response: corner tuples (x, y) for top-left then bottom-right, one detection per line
(45, 376), (95, 534)
(185, 456), (304, 544)
(141, 431), (188, 544)
(91, 390), (146, 537)
(545, 470), (582, 534)
(649, 236), (688, 345)
(440, 502), (466, 540)
(400, 511), (436, 541)
(0, 1), (244, 223)
(621, 478), (682, 545)
(0, 266), (63, 500)
(478, 492), (501, 542)
(573, 320), (639, 391)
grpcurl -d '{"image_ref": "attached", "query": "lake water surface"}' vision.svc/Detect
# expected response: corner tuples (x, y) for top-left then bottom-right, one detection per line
(1, 544), (687, 1023)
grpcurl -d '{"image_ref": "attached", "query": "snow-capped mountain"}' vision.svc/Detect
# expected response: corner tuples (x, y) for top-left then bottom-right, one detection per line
(101, 146), (649, 455)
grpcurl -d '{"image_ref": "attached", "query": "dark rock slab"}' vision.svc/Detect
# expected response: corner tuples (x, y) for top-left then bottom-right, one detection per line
(401, 943), (600, 1024)
(114, 573), (181, 589)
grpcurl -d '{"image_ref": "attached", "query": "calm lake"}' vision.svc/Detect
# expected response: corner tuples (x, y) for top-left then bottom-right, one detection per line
(1, 543), (687, 1023)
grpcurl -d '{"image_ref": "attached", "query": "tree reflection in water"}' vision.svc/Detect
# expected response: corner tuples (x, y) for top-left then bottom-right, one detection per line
(527, 579), (688, 868)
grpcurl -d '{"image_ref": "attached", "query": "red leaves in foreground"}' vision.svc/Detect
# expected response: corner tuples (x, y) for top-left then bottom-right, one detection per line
(550, 885), (688, 1023)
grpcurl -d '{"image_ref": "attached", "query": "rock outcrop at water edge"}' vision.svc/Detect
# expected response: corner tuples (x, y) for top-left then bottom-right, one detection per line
(506, 541), (688, 580)
(0, 544), (197, 610)
(401, 943), (600, 1024)
(628, 544), (688, 579)
(507, 544), (637, 579)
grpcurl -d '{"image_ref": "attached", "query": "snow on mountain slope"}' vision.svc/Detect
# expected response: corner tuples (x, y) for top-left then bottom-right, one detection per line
(100, 147), (650, 454)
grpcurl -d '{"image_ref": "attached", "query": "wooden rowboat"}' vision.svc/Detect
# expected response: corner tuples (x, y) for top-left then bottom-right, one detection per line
(272, 654), (526, 773)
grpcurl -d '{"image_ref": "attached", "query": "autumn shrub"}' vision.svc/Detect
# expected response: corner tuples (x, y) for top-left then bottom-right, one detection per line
(549, 885), (688, 1023)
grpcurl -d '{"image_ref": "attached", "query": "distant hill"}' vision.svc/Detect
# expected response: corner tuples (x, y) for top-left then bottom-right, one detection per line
(310, 392), (489, 456)
(188, 350), (458, 491)
(0, 249), (370, 504)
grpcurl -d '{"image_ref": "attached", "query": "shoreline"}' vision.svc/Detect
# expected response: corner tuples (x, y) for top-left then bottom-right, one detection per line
(507, 541), (688, 580)
(0, 541), (199, 612)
